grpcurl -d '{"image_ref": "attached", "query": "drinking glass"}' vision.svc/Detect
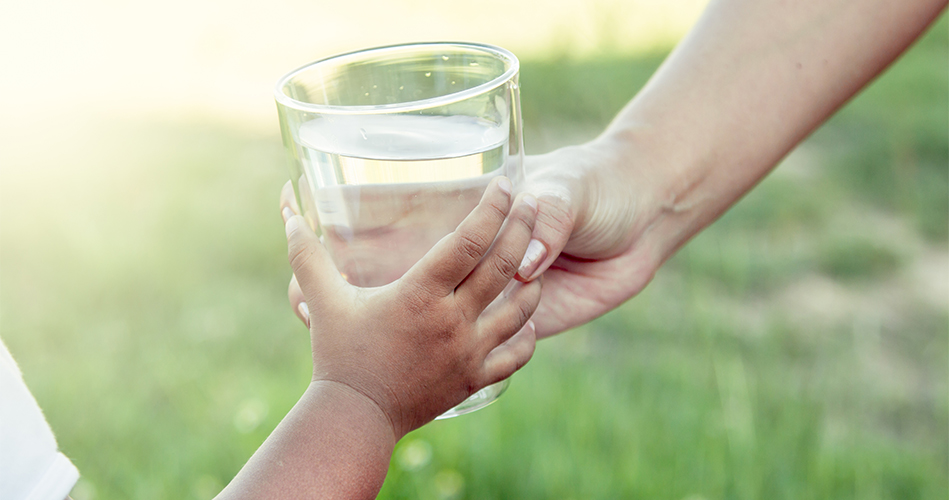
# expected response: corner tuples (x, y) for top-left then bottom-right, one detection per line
(274, 42), (524, 418)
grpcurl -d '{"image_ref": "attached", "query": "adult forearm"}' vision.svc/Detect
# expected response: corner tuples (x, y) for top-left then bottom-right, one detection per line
(607, 0), (946, 260)
(216, 381), (396, 500)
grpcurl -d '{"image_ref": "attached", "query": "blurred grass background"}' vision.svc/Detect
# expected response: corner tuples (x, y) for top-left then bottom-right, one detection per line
(1, 2), (946, 499)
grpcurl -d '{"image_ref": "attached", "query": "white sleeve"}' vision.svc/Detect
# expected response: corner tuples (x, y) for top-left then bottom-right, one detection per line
(0, 338), (79, 500)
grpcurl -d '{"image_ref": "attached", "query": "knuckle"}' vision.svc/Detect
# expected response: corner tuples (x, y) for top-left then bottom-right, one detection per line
(514, 297), (535, 327)
(454, 232), (489, 263)
(399, 280), (435, 317)
(484, 195), (510, 222)
(514, 205), (537, 232)
(490, 250), (521, 280)
(287, 239), (314, 272)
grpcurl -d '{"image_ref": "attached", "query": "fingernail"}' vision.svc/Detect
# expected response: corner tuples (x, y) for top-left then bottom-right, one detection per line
(282, 206), (294, 222)
(498, 177), (512, 195)
(285, 215), (300, 237)
(518, 239), (547, 279)
(298, 302), (310, 327)
(523, 194), (537, 211)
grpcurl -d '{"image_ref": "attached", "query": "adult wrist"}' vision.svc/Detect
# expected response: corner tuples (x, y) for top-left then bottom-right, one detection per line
(588, 120), (702, 266)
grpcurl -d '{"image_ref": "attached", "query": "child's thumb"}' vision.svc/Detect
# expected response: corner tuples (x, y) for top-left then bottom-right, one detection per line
(285, 215), (346, 310)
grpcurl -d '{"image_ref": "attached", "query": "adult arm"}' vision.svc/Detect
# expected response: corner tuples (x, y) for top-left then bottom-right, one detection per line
(515, 0), (947, 337)
(280, 0), (946, 338)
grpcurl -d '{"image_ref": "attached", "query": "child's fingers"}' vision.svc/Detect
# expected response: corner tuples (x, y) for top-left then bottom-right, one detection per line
(475, 278), (542, 353)
(285, 215), (347, 313)
(402, 177), (512, 295)
(456, 194), (537, 312)
(288, 274), (309, 329)
(479, 320), (537, 387)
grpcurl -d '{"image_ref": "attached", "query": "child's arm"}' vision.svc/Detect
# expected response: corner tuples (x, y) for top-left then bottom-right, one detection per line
(216, 177), (540, 499)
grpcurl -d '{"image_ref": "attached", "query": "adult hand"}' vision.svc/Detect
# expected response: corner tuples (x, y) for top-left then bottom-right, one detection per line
(508, 0), (949, 341)
(512, 137), (667, 338)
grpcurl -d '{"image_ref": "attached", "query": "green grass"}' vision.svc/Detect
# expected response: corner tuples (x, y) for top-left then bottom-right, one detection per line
(1, 14), (946, 500)
(816, 238), (903, 281)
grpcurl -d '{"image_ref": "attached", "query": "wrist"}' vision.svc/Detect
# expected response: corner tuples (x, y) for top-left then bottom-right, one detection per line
(217, 379), (398, 499)
(594, 108), (718, 266)
(583, 123), (689, 264)
(306, 379), (401, 444)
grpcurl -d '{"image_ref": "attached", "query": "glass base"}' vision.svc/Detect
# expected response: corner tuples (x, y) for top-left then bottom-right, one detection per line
(435, 379), (510, 419)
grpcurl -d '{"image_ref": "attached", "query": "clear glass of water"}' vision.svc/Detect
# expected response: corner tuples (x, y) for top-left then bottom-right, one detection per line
(274, 42), (524, 418)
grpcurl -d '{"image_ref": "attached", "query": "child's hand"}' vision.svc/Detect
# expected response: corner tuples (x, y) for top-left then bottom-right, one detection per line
(284, 177), (541, 438)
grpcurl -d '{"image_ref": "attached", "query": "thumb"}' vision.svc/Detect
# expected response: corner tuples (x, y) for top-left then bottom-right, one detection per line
(285, 215), (347, 312)
(515, 193), (574, 282)
(515, 153), (578, 281)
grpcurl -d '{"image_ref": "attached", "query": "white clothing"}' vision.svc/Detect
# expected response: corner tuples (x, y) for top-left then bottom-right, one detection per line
(0, 338), (79, 500)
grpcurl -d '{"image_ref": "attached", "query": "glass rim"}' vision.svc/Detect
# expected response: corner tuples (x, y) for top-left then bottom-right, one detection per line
(273, 42), (519, 116)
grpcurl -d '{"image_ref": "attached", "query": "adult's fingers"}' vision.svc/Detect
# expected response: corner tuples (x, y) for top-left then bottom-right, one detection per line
(515, 155), (577, 282)
(402, 176), (512, 295)
(456, 193), (537, 312)
(479, 320), (537, 387)
(285, 215), (347, 314)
